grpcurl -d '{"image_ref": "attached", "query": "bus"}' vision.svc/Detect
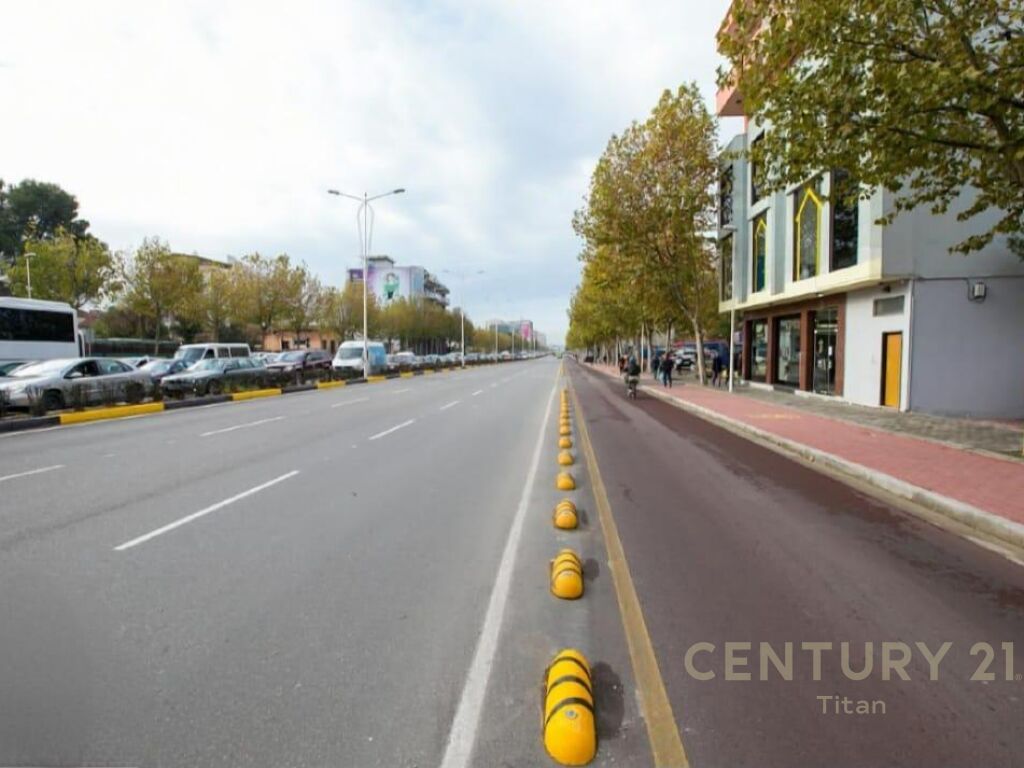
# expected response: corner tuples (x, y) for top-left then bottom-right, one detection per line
(0, 296), (82, 365)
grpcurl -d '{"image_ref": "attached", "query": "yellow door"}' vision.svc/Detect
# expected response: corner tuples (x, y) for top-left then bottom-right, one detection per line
(882, 332), (902, 408)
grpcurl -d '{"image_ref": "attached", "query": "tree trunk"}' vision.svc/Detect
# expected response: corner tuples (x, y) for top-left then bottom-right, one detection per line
(691, 318), (705, 385)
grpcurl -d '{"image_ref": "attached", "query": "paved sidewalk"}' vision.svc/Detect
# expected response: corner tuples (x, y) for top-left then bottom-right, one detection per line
(587, 363), (1024, 532)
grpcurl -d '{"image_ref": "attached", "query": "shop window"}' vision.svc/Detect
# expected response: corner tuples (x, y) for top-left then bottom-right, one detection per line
(752, 212), (767, 293)
(793, 179), (822, 281)
(873, 296), (904, 316)
(831, 169), (859, 270)
(750, 134), (765, 205)
(719, 166), (734, 227)
(775, 316), (801, 386)
(750, 319), (768, 381)
(812, 308), (838, 395)
(719, 234), (734, 301)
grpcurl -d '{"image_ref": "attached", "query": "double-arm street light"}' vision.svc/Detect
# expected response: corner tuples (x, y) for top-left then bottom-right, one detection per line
(443, 268), (485, 368)
(327, 188), (405, 377)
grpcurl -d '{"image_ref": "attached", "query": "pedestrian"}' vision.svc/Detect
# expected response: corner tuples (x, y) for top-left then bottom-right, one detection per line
(711, 350), (724, 388)
(660, 353), (674, 388)
(618, 355), (627, 374)
(652, 352), (662, 381)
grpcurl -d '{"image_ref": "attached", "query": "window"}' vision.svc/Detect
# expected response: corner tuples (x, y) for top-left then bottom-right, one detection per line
(719, 166), (734, 227)
(831, 169), (859, 270)
(97, 359), (130, 374)
(775, 316), (801, 386)
(752, 212), (767, 293)
(750, 319), (768, 381)
(793, 179), (822, 281)
(719, 234), (734, 301)
(0, 307), (75, 342)
(873, 296), (905, 316)
(750, 134), (765, 205)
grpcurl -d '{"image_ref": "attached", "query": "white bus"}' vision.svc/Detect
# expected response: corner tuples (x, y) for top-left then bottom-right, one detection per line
(0, 297), (82, 365)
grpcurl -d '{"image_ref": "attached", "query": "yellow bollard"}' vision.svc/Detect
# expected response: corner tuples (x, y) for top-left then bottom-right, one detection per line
(559, 424), (571, 437)
(550, 549), (584, 599)
(553, 500), (578, 529)
(558, 451), (574, 466)
(556, 472), (576, 490)
(544, 649), (596, 765)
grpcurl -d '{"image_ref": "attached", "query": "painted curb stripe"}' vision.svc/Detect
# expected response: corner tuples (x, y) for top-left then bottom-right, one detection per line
(230, 388), (281, 401)
(316, 380), (347, 389)
(59, 402), (165, 425)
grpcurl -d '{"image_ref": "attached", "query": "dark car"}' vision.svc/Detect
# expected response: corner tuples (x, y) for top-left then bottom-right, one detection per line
(139, 358), (191, 383)
(160, 357), (270, 398)
(264, 349), (332, 381)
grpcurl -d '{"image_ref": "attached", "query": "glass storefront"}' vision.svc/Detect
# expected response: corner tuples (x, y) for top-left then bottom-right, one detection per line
(775, 316), (801, 386)
(813, 308), (838, 395)
(750, 319), (768, 381)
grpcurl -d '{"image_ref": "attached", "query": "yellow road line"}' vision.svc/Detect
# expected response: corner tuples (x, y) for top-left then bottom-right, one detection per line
(571, 380), (690, 768)
(316, 380), (346, 389)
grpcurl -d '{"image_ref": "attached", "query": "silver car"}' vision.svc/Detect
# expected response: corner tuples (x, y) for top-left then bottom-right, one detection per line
(0, 357), (152, 411)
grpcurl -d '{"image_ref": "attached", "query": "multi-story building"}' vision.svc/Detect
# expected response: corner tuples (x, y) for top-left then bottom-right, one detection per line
(487, 319), (535, 344)
(346, 256), (449, 308)
(715, 11), (1024, 418)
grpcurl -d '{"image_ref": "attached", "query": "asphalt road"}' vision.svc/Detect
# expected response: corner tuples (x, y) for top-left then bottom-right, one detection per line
(4, 356), (1020, 767)
(569, 361), (1024, 768)
(1, 359), (653, 768)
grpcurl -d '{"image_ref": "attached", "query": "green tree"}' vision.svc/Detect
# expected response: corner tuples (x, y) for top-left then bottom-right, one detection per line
(117, 238), (204, 353)
(718, 0), (1024, 256)
(320, 281), (379, 341)
(573, 84), (720, 381)
(283, 263), (323, 340)
(233, 253), (300, 339)
(0, 179), (90, 262)
(5, 228), (114, 309)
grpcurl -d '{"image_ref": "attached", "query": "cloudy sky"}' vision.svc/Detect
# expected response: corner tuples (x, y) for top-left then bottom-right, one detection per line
(0, 0), (737, 344)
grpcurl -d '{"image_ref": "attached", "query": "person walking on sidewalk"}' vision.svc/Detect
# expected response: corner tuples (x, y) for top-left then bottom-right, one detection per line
(711, 350), (724, 388)
(660, 353), (674, 388)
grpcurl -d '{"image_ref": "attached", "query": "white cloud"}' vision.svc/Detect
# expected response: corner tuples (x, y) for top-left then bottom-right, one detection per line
(0, 0), (732, 344)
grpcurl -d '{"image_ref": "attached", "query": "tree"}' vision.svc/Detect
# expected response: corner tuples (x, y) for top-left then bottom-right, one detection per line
(283, 264), (323, 341)
(233, 253), (299, 340)
(0, 179), (90, 262)
(117, 238), (204, 353)
(718, 0), (1024, 256)
(4, 228), (115, 309)
(572, 84), (720, 381)
(320, 281), (378, 341)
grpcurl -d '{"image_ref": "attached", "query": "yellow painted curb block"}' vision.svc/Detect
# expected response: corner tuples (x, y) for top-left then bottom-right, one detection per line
(559, 436), (573, 449)
(553, 500), (578, 530)
(558, 451), (575, 466)
(424, 370), (435, 375)
(400, 371), (414, 378)
(316, 380), (346, 389)
(560, 416), (571, 426)
(559, 424), (571, 437)
(231, 388), (282, 401)
(551, 549), (584, 599)
(59, 401), (165, 425)
(544, 649), (596, 765)
(556, 472), (576, 491)
(367, 375), (388, 383)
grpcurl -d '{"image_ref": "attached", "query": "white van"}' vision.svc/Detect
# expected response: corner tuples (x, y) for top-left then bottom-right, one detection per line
(333, 341), (387, 376)
(173, 343), (251, 364)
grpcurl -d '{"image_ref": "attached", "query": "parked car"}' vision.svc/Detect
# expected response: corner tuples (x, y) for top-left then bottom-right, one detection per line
(264, 349), (332, 380)
(0, 357), (151, 411)
(138, 358), (192, 383)
(333, 341), (387, 376)
(251, 351), (281, 364)
(160, 357), (270, 397)
(0, 360), (32, 376)
(120, 356), (158, 368)
(392, 351), (417, 371)
(172, 343), (251, 364)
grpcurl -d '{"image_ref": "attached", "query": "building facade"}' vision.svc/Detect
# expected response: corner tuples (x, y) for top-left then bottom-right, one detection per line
(716, 23), (1024, 418)
(347, 256), (449, 308)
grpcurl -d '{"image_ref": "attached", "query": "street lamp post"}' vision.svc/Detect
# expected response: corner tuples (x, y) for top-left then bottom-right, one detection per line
(23, 251), (36, 299)
(443, 268), (484, 368)
(327, 188), (405, 377)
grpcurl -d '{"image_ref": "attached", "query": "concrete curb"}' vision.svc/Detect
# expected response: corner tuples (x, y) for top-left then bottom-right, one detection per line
(164, 394), (233, 410)
(635, 381), (1024, 554)
(0, 414), (60, 433)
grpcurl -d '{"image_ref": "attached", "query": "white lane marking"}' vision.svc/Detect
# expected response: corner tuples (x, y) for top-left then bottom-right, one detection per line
(368, 419), (416, 441)
(440, 400), (460, 411)
(439, 375), (557, 768)
(200, 416), (283, 437)
(392, 388), (411, 394)
(0, 464), (64, 484)
(114, 470), (300, 551)
(331, 397), (370, 409)
(471, 389), (484, 396)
